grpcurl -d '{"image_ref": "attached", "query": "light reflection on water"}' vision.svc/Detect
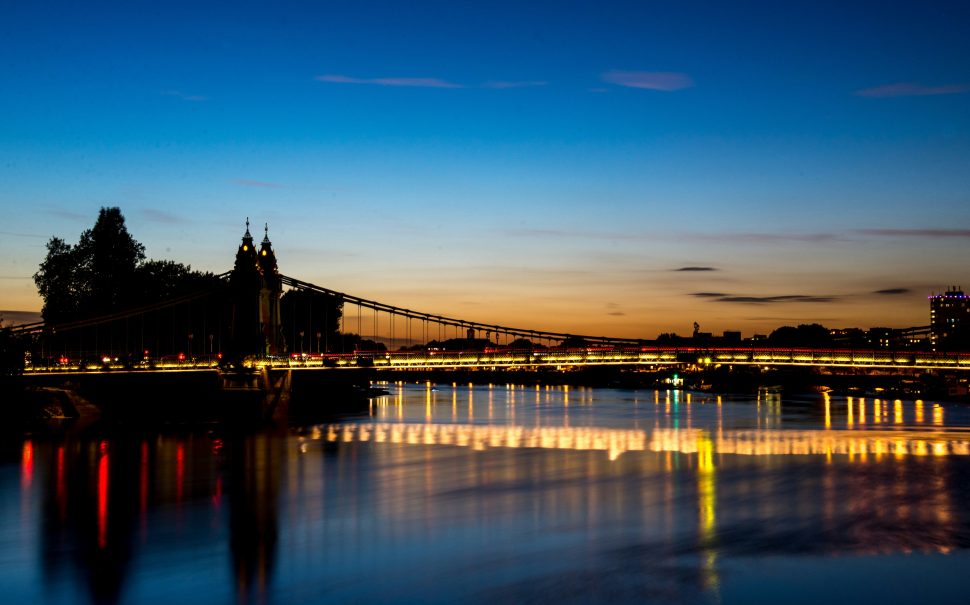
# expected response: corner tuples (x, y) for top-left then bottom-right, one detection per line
(3, 385), (970, 604)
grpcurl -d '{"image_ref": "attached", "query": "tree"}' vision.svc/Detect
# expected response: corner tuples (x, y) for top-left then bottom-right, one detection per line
(76, 207), (146, 312)
(508, 338), (538, 350)
(558, 336), (589, 349)
(33, 208), (229, 360)
(768, 324), (832, 348)
(0, 320), (26, 381)
(34, 207), (147, 321)
(133, 260), (223, 301)
(32, 207), (226, 324)
(280, 290), (343, 354)
(34, 237), (82, 323)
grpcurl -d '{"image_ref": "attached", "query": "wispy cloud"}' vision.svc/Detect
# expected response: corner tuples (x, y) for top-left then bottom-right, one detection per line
(873, 288), (910, 295)
(48, 208), (88, 221)
(855, 82), (969, 97)
(141, 208), (186, 224)
(855, 228), (970, 238)
(605, 302), (625, 316)
(692, 232), (842, 244)
(482, 80), (548, 89)
(691, 292), (839, 304)
(234, 178), (283, 189)
(674, 266), (717, 272)
(0, 230), (45, 239)
(508, 227), (642, 241)
(602, 70), (693, 91)
(509, 227), (841, 245)
(162, 90), (208, 102)
(511, 226), (970, 245)
(316, 74), (463, 89)
(744, 316), (842, 323)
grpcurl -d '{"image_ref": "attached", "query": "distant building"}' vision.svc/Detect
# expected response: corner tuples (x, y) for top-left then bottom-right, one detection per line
(866, 327), (894, 349)
(830, 328), (866, 348)
(897, 325), (931, 350)
(831, 326), (930, 350)
(930, 287), (970, 350)
(722, 331), (741, 344)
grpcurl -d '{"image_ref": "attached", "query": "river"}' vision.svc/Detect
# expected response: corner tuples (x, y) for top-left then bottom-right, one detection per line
(3, 383), (970, 604)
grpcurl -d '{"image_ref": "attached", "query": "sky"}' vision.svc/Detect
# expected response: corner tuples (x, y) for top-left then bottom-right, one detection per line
(1, 0), (968, 338)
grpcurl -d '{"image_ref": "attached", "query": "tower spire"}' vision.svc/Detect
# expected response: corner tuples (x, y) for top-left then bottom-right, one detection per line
(263, 222), (270, 244)
(245, 217), (251, 238)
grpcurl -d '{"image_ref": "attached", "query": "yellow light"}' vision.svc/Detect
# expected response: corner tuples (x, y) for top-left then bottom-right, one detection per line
(242, 244), (248, 251)
(824, 394), (831, 429)
(261, 250), (267, 256)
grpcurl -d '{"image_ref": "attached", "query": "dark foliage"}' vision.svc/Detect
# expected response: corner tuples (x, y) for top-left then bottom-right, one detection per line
(33, 207), (222, 325)
(280, 290), (342, 354)
(337, 334), (387, 353)
(767, 323), (832, 348)
(0, 325), (26, 378)
(558, 336), (589, 349)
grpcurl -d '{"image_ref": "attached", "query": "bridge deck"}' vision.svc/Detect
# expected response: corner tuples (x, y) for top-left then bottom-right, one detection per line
(24, 347), (970, 373)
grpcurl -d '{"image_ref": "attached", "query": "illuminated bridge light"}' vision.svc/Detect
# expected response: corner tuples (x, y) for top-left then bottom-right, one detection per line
(315, 422), (970, 461)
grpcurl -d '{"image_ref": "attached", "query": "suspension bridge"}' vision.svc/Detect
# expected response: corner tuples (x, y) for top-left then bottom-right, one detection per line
(12, 268), (970, 374)
(9, 225), (970, 374)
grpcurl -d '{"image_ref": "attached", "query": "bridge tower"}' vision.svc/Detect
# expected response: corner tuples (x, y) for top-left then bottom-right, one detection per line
(257, 223), (284, 355)
(228, 219), (284, 358)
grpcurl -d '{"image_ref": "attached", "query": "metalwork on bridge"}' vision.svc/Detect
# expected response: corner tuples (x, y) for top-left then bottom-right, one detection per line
(10, 224), (970, 373)
(15, 268), (970, 373)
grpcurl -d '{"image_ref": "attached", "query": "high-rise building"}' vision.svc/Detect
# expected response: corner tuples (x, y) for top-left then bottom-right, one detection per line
(929, 286), (970, 350)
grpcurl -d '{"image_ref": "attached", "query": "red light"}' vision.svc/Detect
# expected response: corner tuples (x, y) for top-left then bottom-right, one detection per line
(217, 353), (222, 359)
(140, 441), (149, 517)
(178, 353), (185, 361)
(98, 441), (109, 549)
(176, 443), (184, 504)
(21, 441), (33, 490)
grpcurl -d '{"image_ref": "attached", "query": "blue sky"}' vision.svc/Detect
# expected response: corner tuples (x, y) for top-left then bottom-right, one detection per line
(1, 1), (968, 336)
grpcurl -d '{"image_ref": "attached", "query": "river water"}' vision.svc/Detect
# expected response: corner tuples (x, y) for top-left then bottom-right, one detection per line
(3, 384), (970, 604)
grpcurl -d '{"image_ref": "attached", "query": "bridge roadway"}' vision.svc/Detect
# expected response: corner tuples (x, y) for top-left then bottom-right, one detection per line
(275, 346), (970, 372)
(26, 346), (970, 373)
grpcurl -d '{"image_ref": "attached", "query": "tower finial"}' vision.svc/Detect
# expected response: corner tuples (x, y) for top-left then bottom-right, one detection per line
(245, 217), (251, 237)
(263, 223), (270, 244)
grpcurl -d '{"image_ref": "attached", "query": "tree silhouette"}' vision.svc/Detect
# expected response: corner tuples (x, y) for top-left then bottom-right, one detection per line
(34, 237), (82, 323)
(34, 207), (223, 324)
(78, 207), (146, 311)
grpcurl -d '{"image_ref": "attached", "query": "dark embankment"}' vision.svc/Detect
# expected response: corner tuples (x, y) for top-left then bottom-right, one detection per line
(20, 371), (264, 424)
(286, 368), (376, 423)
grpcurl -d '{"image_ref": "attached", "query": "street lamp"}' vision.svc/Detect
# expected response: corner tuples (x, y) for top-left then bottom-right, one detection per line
(316, 331), (322, 354)
(299, 330), (305, 355)
(187, 333), (194, 362)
